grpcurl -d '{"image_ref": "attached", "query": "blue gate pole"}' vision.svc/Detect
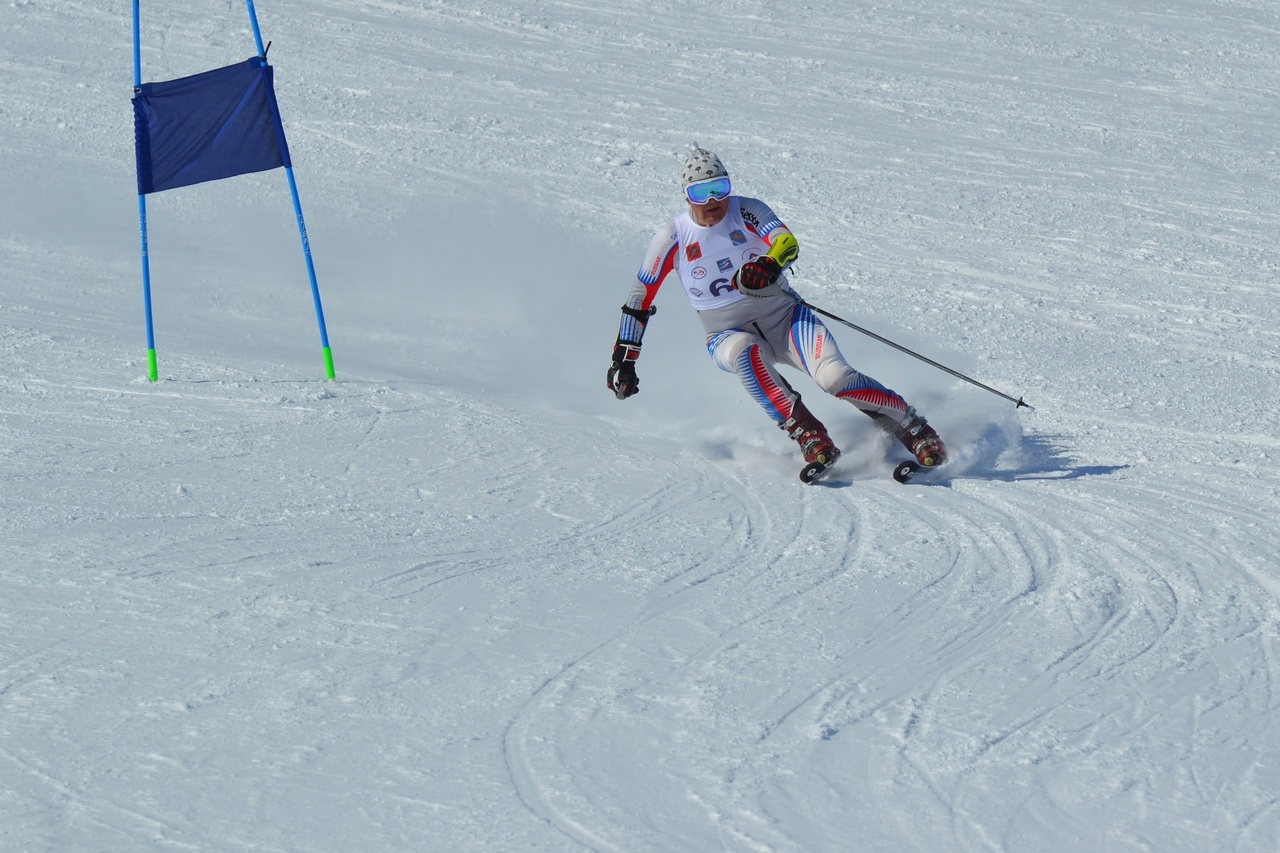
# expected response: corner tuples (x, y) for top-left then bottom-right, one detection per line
(244, 0), (336, 380)
(133, 0), (159, 381)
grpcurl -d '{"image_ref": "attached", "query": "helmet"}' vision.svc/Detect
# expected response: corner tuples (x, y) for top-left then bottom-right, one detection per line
(681, 147), (728, 186)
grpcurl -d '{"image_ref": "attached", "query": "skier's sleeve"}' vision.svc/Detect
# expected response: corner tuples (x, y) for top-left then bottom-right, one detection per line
(740, 197), (800, 271)
(614, 222), (678, 358)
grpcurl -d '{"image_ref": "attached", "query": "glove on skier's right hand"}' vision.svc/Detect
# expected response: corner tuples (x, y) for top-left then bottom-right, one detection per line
(735, 257), (786, 298)
(607, 344), (640, 399)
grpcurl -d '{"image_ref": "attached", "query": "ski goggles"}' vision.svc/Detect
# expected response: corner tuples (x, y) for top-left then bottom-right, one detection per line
(685, 176), (732, 205)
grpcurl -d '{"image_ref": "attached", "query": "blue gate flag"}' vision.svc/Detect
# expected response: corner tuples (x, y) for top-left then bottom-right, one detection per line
(133, 56), (292, 195)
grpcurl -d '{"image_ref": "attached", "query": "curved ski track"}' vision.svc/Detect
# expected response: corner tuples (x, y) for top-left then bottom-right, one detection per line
(498, 456), (1280, 851)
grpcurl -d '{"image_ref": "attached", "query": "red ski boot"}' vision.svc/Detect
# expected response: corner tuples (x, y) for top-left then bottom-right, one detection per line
(898, 411), (947, 467)
(781, 397), (840, 481)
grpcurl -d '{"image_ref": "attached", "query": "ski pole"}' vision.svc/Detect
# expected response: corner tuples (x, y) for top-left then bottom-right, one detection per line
(798, 299), (1033, 409)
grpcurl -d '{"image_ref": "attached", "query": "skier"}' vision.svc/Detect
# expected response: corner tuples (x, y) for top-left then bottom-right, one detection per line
(606, 147), (947, 478)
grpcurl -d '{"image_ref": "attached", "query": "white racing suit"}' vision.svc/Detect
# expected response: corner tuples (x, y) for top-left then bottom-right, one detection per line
(618, 195), (911, 427)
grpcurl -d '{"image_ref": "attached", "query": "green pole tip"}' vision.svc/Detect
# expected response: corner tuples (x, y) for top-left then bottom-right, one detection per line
(322, 346), (335, 380)
(147, 349), (159, 382)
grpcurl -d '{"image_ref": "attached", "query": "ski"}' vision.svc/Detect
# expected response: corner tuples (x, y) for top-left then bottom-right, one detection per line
(892, 460), (920, 483)
(893, 460), (949, 483)
(799, 448), (841, 484)
(799, 459), (832, 484)
(801, 457), (939, 485)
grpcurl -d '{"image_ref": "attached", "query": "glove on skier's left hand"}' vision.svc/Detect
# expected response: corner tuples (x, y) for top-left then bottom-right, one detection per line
(735, 257), (784, 297)
(607, 344), (640, 400)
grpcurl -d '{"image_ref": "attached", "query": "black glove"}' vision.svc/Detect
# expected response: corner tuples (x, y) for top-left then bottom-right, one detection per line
(607, 344), (640, 400)
(735, 256), (782, 295)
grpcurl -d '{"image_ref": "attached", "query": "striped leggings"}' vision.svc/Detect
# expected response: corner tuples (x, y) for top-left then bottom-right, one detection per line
(706, 301), (908, 424)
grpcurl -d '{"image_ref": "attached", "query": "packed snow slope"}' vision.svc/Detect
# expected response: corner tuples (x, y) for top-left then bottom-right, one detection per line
(3, 1), (1280, 850)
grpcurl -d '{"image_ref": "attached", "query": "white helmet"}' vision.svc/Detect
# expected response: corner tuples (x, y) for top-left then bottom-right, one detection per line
(681, 147), (728, 186)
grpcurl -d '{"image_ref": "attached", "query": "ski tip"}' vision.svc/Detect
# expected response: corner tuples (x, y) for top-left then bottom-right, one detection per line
(800, 461), (826, 484)
(800, 448), (841, 485)
(892, 461), (919, 483)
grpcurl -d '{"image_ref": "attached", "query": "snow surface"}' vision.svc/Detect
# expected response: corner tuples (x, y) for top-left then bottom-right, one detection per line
(3, 0), (1280, 849)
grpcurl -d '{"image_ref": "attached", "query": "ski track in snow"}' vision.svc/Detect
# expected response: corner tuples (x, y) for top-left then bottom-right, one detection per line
(5, 0), (1280, 850)
(497, 453), (1280, 851)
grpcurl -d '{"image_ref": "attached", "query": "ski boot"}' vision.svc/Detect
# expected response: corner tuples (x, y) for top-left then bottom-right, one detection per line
(897, 409), (947, 467)
(781, 397), (840, 483)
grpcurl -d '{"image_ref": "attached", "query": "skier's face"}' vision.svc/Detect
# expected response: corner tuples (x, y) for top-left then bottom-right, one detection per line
(689, 195), (729, 226)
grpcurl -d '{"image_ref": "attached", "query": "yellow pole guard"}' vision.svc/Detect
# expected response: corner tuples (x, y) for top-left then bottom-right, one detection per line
(765, 230), (799, 268)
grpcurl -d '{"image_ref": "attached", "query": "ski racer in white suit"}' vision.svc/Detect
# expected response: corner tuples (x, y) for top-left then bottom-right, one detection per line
(607, 148), (947, 470)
